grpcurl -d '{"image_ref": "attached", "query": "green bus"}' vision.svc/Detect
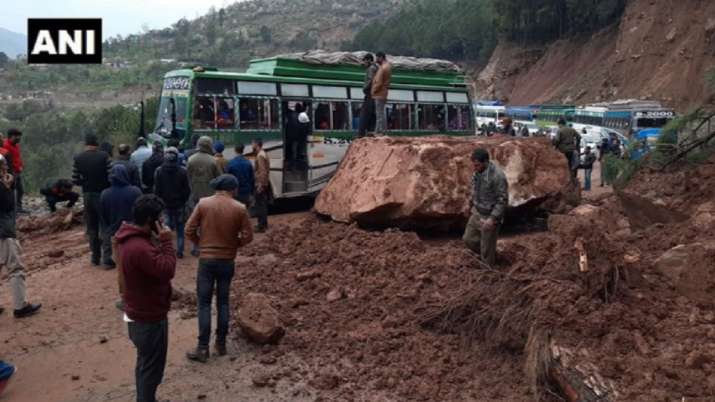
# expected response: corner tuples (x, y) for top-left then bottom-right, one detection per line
(151, 55), (473, 198)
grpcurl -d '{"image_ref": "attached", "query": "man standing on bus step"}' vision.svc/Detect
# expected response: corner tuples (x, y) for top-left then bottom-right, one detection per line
(252, 138), (270, 233)
(185, 174), (253, 363)
(371, 52), (392, 136)
(73, 133), (112, 267)
(187, 136), (221, 256)
(462, 148), (508, 268)
(553, 118), (580, 182)
(4, 129), (25, 213)
(358, 53), (378, 137)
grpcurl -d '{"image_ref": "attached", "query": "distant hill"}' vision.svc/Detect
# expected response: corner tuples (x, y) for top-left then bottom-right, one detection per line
(0, 27), (26, 59)
(106, 0), (403, 68)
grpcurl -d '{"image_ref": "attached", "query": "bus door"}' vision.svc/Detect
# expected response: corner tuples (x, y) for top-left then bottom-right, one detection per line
(281, 100), (310, 194)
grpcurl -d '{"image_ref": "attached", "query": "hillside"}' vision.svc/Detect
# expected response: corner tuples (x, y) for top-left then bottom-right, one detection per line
(476, 0), (715, 111)
(0, 27), (26, 59)
(107, 0), (404, 68)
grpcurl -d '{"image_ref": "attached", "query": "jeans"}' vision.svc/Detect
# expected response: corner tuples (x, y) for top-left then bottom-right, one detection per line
(197, 259), (235, 347)
(584, 168), (593, 191)
(128, 319), (168, 402)
(375, 98), (387, 134)
(254, 190), (269, 229)
(462, 211), (501, 267)
(165, 208), (185, 255)
(358, 96), (376, 136)
(83, 192), (110, 263)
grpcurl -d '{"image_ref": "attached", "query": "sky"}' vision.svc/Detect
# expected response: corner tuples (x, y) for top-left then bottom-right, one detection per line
(1, 0), (239, 38)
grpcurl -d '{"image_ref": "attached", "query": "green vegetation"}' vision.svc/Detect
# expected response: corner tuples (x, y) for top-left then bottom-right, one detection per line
(0, 99), (157, 193)
(348, 0), (627, 62)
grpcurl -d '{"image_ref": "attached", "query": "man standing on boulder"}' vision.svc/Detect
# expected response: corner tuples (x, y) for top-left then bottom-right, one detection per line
(371, 51), (392, 136)
(358, 53), (378, 137)
(185, 175), (253, 362)
(463, 148), (508, 267)
(553, 118), (580, 182)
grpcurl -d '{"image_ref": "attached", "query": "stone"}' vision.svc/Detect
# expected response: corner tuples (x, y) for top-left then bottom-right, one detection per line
(295, 270), (321, 282)
(315, 136), (571, 229)
(47, 250), (64, 258)
(326, 288), (344, 302)
(237, 293), (285, 344)
(654, 241), (715, 304)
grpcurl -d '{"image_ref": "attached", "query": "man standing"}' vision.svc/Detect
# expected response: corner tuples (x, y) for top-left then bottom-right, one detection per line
(580, 146), (597, 192)
(100, 165), (143, 269)
(0, 154), (41, 318)
(501, 118), (517, 136)
(113, 144), (141, 188)
(371, 52), (392, 136)
(73, 134), (112, 266)
(130, 138), (152, 188)
(40, 179), (79, 212)
(358, 53), (378, 137)
(553, 118), (580, 181)
(115, 195), (176, 402)
(213, 141), (228, 174)
(252, 138), (270, 233)
(141, 143), (164, 194)
(4, 129), (24, 213)
(598, 138), (610, 187)
(154, 148), (191, 258)
(185, 175), (253, 362)
(462, 148), (509, 267)
(187, 136), (220, 256)
(226, 143), (255, 206)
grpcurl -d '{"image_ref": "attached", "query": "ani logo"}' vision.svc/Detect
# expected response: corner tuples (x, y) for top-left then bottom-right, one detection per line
(27, 18), (102, 64)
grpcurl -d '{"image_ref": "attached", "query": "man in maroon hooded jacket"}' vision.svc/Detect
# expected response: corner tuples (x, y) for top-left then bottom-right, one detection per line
(115, 195), (176, 402)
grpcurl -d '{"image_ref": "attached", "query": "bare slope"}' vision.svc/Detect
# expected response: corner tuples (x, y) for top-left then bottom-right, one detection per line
(476, 0), (715, 111)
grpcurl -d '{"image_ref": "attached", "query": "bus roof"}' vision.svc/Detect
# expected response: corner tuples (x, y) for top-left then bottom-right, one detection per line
(165, 68), (469, 93)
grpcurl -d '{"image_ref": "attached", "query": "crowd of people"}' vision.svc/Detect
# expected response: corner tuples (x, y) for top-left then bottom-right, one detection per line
(0, 128), (274, 400)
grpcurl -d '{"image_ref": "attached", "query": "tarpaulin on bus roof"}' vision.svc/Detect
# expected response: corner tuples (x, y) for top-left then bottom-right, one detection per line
(275, 50), (462, 73)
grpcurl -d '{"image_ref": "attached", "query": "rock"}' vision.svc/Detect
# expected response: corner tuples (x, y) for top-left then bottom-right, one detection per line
(99, 336), (108, 344)
(665, 28), (677, 42)
(706, 17), (715, 34)
(252, 373), (274, 388)
(617, 191), (688, 230)
(47, 249), (64, 258)
(71, 375), (80, 381)
(326, 288), (344, 302)
(237, 293), (285, 344)
(654, 241), (715, 304)
(315, 136), (570, 229)
(309, 372), (340, 390)
(685, 350), (712, 369)
(295, 270), (321, 282)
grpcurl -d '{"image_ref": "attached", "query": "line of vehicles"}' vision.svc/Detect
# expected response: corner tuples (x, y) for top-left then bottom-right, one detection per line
(474, 100), (676, 154)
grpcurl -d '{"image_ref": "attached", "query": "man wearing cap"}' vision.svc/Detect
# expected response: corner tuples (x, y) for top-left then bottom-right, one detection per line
(185, 174), (253, 362)
(213, 140), (228, 174)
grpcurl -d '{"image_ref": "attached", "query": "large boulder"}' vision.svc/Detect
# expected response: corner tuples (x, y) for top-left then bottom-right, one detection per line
(314, 136), (570, 229)
(236, 293), (285, 344)
(654, 241), (715, 306)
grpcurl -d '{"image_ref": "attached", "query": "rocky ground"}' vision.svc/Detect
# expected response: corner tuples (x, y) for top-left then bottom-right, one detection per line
(1, 159), (713, 401)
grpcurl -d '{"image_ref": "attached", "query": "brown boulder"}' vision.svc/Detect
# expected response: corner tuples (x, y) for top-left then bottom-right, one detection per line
(314, 136), (570, 229)
(237, 293), (285, 344)
(654, 241), (715, 305)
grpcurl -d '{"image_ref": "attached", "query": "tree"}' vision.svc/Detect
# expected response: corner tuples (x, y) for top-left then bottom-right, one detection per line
(0, 52), (9, 68)
(260, 25), (272, 44)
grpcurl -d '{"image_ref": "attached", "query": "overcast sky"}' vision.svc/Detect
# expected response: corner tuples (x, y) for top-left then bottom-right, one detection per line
(2, 0), (239, 38)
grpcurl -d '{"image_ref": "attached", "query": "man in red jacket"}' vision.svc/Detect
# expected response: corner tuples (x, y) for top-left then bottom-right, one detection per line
(115, 195), (176, 402)
(4, 129), (24, 213)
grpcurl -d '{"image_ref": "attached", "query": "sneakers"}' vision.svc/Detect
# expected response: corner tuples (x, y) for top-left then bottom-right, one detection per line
(13, 303), (41, 318)
(214, 342), (227, 357)
(0, 362), (15, 396)
(186, 346), (209, 363)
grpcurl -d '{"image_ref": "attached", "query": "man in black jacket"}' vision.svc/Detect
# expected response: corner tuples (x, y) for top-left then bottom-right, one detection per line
(73, 133), (112, 267)
(112, 144), (141, 188)
(154, 147), (191, 258)
(0, 154), (41, 318)
(142, 143), (164, 194)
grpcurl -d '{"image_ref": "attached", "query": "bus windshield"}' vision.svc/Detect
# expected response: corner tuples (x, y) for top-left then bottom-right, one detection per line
(636, 117), (671, 129)
(155, 96), (187, 137)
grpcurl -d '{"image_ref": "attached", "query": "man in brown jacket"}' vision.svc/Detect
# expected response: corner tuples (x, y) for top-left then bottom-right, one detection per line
(185, 174), (253, 362)
(252, 138), (271, 233)
(371, 51), (392, 136)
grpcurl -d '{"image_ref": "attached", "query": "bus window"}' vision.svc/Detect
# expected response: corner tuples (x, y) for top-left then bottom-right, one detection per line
(193, 96), (215, 129)
(216, 98), (235, 129)
(332, 102), (349, 130)
(418, 104), (446, 131)
(387, 104), (412, 130)
(156, 96), (187, 135)
(448, 105), (472, 130)
(314, 102), (331, 130)
(351, 102), (363, 130)
(238, 98), (279, 130)
(196, 79), (235, 96)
